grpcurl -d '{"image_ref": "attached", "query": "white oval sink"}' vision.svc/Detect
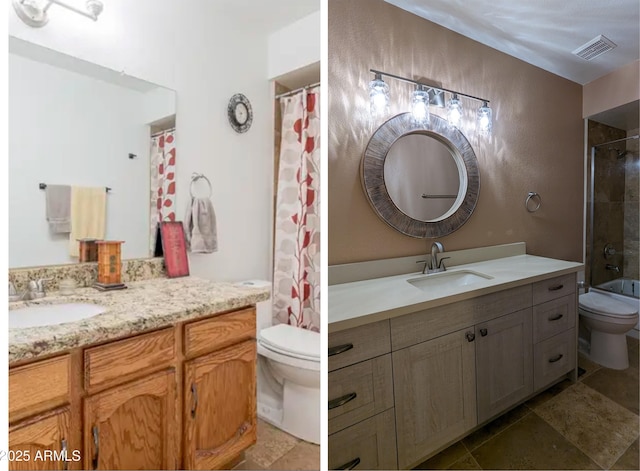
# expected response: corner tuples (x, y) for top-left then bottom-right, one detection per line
(407, 270), (493, 291)
(9, 303), (107, 329)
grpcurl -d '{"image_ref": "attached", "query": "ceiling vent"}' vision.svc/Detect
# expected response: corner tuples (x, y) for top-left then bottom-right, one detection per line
(572, 35), (617, 61)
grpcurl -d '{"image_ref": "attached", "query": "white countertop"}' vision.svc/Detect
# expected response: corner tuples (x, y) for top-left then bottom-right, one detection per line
(328, 254), (583, 333)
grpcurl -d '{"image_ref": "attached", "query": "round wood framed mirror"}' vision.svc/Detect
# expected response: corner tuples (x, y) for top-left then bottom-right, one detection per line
(361, 113), (480, 238)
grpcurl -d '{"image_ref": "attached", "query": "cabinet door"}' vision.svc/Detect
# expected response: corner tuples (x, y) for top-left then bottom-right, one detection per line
(393, 328), (476, 469)
(476, 308), (533, 423)
(183, 340), (257, 470)
(9, 407), (73, 471)
(84, 369), (177, 470)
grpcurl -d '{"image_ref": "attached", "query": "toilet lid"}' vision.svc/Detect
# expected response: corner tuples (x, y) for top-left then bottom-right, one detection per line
(259, 324), (320, 361)
(579, 292), (639, 318)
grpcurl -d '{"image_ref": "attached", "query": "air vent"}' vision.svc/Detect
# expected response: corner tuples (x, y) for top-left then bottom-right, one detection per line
(572, 35), (617, 61)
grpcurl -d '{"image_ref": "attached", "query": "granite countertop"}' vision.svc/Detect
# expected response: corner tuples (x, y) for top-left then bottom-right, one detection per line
(9, 277), (270, 364)
(329, 254), (583, 333)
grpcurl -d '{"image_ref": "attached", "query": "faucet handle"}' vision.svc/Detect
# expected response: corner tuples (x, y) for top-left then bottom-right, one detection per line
(416, 260), (429, 274)
(437, 256), (451, 269)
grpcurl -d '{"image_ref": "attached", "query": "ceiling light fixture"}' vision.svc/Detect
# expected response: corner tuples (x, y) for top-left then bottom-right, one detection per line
(368, 69), (492, 137)
(13, 0), (104, 28)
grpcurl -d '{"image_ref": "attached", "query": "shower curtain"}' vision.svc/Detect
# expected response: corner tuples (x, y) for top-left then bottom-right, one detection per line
(149, 129), (176, 255)
(273, 86), (321, 332)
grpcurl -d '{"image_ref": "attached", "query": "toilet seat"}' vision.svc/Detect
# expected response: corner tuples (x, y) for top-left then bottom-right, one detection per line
(259, 324), (320, 362)
(579, 292), (639, 319)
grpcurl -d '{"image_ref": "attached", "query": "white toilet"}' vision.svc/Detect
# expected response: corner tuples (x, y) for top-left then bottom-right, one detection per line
(239, 280), (320, 444)
(578, 290), (639, 370)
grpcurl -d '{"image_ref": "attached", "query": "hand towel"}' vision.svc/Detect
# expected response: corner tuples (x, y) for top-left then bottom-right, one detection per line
(183, 197), (218, 253)
(45, 184), (71, 233)
(69, 186), (107, 257)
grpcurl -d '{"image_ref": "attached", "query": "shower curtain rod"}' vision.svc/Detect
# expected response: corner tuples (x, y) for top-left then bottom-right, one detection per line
(274, 82), (321, 99)
(151, 127), (176, 138)
(593, 134), (639, 147)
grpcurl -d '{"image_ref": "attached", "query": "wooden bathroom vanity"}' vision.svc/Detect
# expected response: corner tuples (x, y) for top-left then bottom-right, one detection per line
(328, 247), (582, 470)
(8, 277), (269, 470)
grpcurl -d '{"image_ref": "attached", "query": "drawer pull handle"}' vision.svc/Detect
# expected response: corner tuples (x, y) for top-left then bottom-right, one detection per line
(479, 328), (488, 337)
(191, 383), (198, 419)
(548, 353), (564, 363)
(329, 392), (357, 410)
(465, 331), (475, 342)
(91, 426), (99, 470)
(329, 344), (353, 357)
(548, 313), (564, 321)
(548, 284), (564, 291)
(336, 457), (361, 470)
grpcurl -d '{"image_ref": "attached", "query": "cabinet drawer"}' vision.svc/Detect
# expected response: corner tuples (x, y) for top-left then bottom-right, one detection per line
(328, 408), (397, 470)
(533, 295), (576, 343)
(532, 273), (576, 305)
(9, 355), (70, 423)
(85, 328), (174, 391)
(329, 320), (390, 372)
(328, 354), (393, 434)
(184, 307), (255, 358)
(534, 329), (576, 391)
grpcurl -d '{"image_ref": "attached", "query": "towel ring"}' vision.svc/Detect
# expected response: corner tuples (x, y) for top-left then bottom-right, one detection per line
(525, 192), (541, 213)
(190, 173), (212, 198)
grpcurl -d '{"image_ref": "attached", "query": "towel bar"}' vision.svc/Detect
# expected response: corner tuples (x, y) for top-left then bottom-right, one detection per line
(39, 183), (111, 192)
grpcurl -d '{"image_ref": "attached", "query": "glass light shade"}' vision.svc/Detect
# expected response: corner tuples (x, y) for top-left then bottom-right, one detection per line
(446, 95), (463, 128)
(411, 88), (430, 124)
(476, 102), (492, 136)
(369, 77), (389, 117)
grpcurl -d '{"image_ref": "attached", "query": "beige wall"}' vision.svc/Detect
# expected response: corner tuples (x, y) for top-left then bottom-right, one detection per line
(328, 0), (584, 265)
(583, 60), (640, 118)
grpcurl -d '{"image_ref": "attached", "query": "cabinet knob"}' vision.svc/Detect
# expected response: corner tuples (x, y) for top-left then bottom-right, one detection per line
(336, 457), (361, 470)
(548, 313), (563, 321)
(479, 328), (488, 337)
(465, 332), (475, 342)
(548, 353), (564, 363)
(328, 392), (357, 410)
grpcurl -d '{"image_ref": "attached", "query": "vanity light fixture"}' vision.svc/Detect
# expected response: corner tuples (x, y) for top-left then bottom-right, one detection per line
(368, 69), (492, 136)
(446, 93), (463, 128)
(476, 101), (492, 136)
(410, 85), (430, 124)
(368, 73), (390, 117)
(12, 0), (104, 28)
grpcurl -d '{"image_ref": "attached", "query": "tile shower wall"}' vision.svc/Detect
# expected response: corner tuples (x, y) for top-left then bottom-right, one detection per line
(587, 120), (628, 287)
(624, 128), (639, 280)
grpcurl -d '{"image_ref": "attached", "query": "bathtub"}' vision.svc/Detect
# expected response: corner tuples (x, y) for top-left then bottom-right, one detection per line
(593, 278), (640, 338)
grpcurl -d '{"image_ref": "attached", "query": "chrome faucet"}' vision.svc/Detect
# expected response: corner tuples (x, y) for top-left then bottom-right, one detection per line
(416, 242), (450, 274)
(605, 264), (620, 273)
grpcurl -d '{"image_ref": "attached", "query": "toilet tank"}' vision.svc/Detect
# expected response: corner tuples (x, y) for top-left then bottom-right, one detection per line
(237, 280), (272, 333)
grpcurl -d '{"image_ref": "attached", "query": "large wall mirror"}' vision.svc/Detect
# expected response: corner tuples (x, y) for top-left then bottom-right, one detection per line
(9, 37), (176, 268)
(361, 113), (480, 238)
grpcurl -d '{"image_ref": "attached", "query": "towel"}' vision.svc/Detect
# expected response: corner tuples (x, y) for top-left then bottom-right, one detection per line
(69, 186), (107, 257)
(183, 197), (218, 253)
(45, 185), (71, 233)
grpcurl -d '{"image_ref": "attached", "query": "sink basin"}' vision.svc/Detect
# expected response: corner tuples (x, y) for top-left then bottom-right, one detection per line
(407, 270), (493, 291)
(9, 303), (107, 329)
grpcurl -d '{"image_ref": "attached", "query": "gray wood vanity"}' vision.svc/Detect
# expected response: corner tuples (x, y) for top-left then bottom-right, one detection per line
(328, 248), (582, 470)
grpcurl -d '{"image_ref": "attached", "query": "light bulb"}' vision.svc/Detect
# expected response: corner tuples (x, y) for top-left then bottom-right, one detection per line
(369, 76), (389, 117)
(411, 87), (429, 124)
(476, 101), (492, 136)
(446, 94), (462, 128)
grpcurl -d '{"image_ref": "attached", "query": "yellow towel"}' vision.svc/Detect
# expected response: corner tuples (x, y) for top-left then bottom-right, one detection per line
(69, 186), (107, 257)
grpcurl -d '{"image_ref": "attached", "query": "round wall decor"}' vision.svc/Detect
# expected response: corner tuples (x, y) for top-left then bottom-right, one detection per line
(227, 93), (253, 133)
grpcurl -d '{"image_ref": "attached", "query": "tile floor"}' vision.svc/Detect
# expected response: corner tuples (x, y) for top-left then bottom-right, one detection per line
(233, 420), (320, 470)
(415, 337), (640, 470)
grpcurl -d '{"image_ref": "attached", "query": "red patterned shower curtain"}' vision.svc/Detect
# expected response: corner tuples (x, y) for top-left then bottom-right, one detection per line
(273, 87), (321, 332)
(149, 129), (176, 255)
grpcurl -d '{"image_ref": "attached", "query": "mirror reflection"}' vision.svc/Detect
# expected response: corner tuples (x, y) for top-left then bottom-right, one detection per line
(9, 40), (176, 268)
(384, 133), (463, 222)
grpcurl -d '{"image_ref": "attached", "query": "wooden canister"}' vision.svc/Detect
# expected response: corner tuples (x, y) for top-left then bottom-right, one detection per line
(78, 239), (99, 262)
(96, 241), (124, 285)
